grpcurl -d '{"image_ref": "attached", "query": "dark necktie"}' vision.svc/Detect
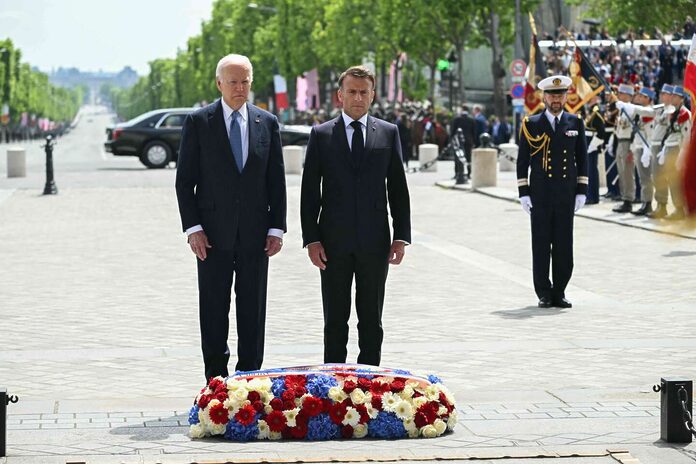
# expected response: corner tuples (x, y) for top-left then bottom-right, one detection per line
(229, 111), (243, 172)
(553, 116), (559, 132)
(350, 120), (364, 163)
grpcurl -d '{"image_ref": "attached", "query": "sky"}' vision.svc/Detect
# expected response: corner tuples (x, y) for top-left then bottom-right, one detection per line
(0, 0), (214, 75)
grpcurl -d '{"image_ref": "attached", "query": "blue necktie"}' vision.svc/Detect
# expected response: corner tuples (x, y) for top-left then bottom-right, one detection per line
(229, 111), (243, 171)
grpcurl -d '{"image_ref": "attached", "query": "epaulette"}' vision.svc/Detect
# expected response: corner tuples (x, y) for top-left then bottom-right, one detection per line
(592, 106), (599, 112)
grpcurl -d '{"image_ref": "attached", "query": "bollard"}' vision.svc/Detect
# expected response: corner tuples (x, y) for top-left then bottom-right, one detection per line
(471, 148), (498, 189)
(1, 387), (19, 458)
(6, 147), (26, 178)
(42, 135), (58, 195)
(655, 377), (693, 443)
(498, 143), (518, 172)
(283, 145), (303, 175)
(418, 144), (438, 172)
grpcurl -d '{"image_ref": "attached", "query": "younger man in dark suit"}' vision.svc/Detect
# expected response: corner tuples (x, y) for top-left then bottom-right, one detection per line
(300, 66), (411, 366)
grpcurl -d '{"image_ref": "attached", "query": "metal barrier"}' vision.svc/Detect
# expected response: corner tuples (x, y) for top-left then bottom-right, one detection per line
(654, 377), (695, 443)
(1, 387), (19, 458)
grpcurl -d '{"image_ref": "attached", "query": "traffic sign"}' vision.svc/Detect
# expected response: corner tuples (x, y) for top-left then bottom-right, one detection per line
(512, 98), (525, 106)
(510, 59), (527, 77)
(510, 83), (525, 99)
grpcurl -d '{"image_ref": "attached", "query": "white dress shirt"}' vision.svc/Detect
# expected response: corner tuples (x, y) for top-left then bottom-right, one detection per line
(342, 111), (368, 150)
(185, 100), (283, 239)
(544, 109), (564, 130)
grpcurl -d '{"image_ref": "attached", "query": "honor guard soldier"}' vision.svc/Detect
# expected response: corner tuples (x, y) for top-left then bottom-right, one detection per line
(659, 85), (692, 220)
(647, 84), (674, 218)
(583, 95), (607, 204)
(613, 87), (657, 215)
(517, 75), (588, 309)
(612, 84), (637, 213)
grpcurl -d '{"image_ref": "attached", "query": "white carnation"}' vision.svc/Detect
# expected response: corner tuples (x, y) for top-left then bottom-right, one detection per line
(209, 422), (227, 435)
(412, 396), (427, 409)
(425, 384), (440, 401)
(342, 407), (360, 427)
(189, 423), (205, 439)
(447, 409), (458, 431)
(349, 389), (367, 405)
(398, 385), (415, 400)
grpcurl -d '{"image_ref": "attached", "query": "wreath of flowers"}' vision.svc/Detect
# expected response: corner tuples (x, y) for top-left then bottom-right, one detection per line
(188, 364), (457, 441)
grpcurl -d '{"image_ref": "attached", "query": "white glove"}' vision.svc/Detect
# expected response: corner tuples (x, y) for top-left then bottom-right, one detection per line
(657, 146), (666, 165)
(640, 149), (651, 168)
(574, 194), (586, 212)
(520, 195), (533, 215)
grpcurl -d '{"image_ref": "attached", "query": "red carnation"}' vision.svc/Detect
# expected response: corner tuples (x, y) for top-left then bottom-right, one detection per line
(247, 391), (261, 403)
(270, 398), (283, 411)
(285, 375), (306, 389)
(426, 401), (440, 415)
(322, 398), (333, 413)
(415, 403), (437, 427)
(200, 387), (208, 394)
(354, 404), (369, 424)
(282, 390), (296, 402)
(329, 402), (348, 425)
(413, 391), (423, 398)
(390, 380), (405, 392)
(343, 380), (357, 393)
(252, 400), (265, 413)
(341, 425), (354, 438)
(357, 377), (372, 390)
(208, 377), (224, 391)
(289, 421), (308, 439)
(197, 394), (211, 410)
(302, 396), (324, 417)
(371, 381), (391, 395)
(414, 411), (430, 428)
(215, 391), (228, 402)
(234, 404), (256, 426)
(213, 384), (227, 396)
(281, 426), (293, 439)
(265, 410), (287, 432)
(371, 395), (383, 411)
(294, 386), (307, 398)
(283, 400), (296, 411)
(208, 401), (229, 425)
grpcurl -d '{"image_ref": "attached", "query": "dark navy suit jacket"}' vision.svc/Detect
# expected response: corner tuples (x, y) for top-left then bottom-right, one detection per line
(175, 99), (287, 251)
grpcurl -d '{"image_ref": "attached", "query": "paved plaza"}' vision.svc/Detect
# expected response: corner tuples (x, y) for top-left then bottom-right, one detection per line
(0, 107), (695, 463)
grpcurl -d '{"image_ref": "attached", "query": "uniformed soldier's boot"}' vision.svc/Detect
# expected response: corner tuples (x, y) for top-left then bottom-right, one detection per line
(631, 202), (653, 216)
(612, 200), (633, 213)
(648, 203), (668, 218)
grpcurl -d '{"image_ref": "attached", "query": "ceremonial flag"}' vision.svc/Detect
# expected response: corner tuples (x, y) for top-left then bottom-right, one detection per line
(524, 13), (546, 114)
(565, 46), (608, 113)
(681, 34), (696, 216)
(273, 74), (289, 111)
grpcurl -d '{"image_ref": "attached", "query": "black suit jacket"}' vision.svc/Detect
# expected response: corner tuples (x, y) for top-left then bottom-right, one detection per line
(517, 111), (588, 205)
(175, 100), (287, 251)
(450, 112), (477, 149)
(300, 115), (411, 255)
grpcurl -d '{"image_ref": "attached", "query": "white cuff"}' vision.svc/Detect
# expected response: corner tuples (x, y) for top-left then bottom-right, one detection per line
(185, 224), (203, 236)
(267, 228), (284, 238)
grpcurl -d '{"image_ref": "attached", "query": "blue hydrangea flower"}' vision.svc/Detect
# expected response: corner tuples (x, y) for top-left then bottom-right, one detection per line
(306, 413), (340, 440)
(188, 405), (200, 425)
(306, 374), (338, 398)
(427, 374), (442, 384)
(271, 376), (286, 398)
(367, 411), (407, 439)
(225, 418), (259, 442)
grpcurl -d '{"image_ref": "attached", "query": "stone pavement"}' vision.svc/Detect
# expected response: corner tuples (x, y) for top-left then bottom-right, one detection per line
(1, 106), (695, 463)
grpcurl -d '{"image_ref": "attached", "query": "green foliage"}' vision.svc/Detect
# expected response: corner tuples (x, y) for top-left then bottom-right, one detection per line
(566, 0), (695, 36)
(0, 38), (82, 124)
(111, 0), (545, 119)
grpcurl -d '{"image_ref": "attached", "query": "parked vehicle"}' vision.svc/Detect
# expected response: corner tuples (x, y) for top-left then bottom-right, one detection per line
(105, 108), (312, 169)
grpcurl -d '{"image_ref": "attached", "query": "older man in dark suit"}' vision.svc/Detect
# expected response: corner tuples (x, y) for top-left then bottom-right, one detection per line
(300, 66), (411, 366)
(175, 54), (287, 380)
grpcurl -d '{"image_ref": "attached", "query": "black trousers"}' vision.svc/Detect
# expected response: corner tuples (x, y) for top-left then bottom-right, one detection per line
(587, 150), (599, 203)
(197, 242), (268, 381)
(530, 202), (574, 300)
(320, 251), (389, 366)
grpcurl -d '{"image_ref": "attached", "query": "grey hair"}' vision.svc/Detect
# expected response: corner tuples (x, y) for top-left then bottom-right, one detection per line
(215, 54), (254, 82)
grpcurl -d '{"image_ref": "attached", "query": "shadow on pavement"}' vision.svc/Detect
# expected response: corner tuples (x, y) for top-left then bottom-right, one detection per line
(662, 250), (696, 258)
(109, 414), (188, 441)
(492, 306), (567, 319)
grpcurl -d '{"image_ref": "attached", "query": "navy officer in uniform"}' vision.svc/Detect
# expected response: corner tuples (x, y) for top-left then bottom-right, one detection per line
(517, 75), (588, 309)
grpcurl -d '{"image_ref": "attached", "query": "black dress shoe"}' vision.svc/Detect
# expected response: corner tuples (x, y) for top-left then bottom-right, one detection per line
(631, 202), (653, 216)
(553, 298), (572, 308)
(538, 297), (553, 308)
(648, 203), (668, 219)
(612, 201), (633, 213)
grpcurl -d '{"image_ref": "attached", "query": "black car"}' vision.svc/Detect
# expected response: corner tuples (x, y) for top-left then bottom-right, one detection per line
(105, 108), (311, 169)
